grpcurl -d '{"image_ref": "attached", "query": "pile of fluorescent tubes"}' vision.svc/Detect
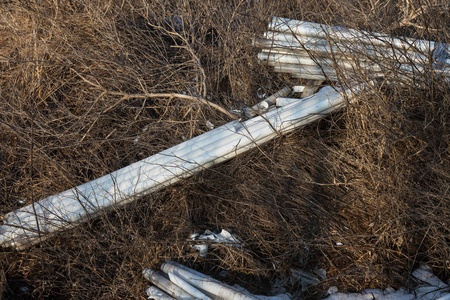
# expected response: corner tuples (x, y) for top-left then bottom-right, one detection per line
(143, 261), (291, 300)
(0, 84), (364, 250)
(255, 17), (450, 83)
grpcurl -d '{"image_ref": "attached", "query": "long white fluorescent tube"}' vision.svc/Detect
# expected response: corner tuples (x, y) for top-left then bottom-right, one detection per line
(268, 60), (390, 80)
(0, 85), (361, 250)
(272, 64), (337, 78)
(269, 17), (449, 61)
(259, 47), (450, 76)
(254, 38), (430, 65)
(264, 31), (327, 46)
(258, 51), (409, 75)
(290, 73), (330, 81)
(264, 29), (447, 67)
(258, 52), (359, 70)
(272, 62), (334, 74)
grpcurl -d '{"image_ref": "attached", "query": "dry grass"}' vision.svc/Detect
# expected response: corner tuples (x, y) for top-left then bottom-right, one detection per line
(0, 0), (449, 299)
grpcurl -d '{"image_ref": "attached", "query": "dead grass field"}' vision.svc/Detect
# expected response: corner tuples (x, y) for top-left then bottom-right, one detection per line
(0, 0), (449, 299)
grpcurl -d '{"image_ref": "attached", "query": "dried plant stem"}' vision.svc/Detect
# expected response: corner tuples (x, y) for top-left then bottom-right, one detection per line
(110, 92), (236, 120)
(72, 68), (236, 119)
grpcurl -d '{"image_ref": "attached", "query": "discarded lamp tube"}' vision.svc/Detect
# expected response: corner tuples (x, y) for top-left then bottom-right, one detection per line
(161, 262), (258, 300)
(259, 48), (389, 74)
(270, 61), (391, 80)
(254, 38), (430, 65)
(258, 51), (409, 75)
(167, 272), (212, 300)
(161, 261), (221, 282)
(269, 17), (449, 58)
(264, 29), (441, 63)
(264, 30), (328, 46)
(272, 63), (337, 77)
(257, 17), (450, 83)
(143, 269), (195, 300)
(149, 261), (293, 300)
(258, 51), (359, 70)
(0, 85), (362, 250)
(258, 43), (450, 78)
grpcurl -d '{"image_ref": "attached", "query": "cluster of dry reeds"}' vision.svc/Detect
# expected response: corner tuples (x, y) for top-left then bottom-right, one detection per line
(0, 0), (448, 299)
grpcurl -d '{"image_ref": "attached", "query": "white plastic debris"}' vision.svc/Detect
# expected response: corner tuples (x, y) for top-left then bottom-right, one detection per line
(189, 229), (242, 257)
